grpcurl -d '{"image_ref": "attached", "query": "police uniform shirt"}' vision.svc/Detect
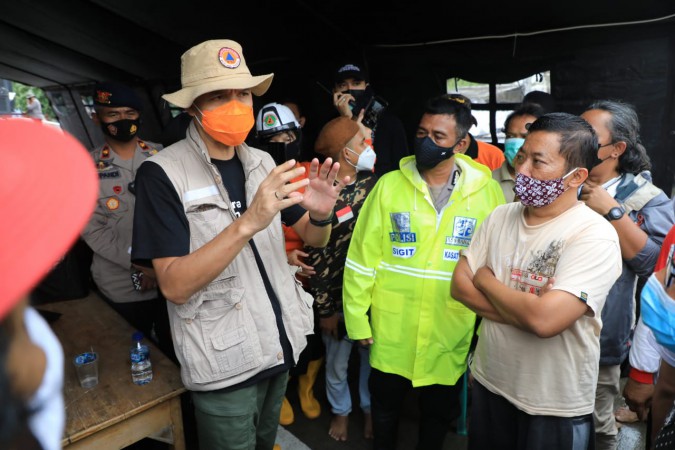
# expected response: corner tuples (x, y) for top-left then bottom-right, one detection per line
(81, 139), (162, 303)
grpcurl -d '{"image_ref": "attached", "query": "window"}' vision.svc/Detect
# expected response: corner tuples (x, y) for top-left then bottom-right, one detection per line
(80, 93), (96, 119)
(446, 72), (551, 143)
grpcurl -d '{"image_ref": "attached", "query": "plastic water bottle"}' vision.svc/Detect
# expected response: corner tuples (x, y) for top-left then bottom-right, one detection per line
(130, 331), (153, 385)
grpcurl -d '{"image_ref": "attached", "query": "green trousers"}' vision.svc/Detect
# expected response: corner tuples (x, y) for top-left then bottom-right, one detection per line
(191, 371), (289, 450)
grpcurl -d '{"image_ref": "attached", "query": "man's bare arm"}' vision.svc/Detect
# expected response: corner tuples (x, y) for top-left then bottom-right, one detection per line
(473, 266), (590, 338)
(451, 257), (507, 323)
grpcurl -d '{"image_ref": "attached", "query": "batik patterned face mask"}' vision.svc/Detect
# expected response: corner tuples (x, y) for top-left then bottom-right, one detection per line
(514, 168), (577, 207)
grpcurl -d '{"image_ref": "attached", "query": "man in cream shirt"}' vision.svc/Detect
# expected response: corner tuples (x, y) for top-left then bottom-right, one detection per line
(452, 113), (622, 450)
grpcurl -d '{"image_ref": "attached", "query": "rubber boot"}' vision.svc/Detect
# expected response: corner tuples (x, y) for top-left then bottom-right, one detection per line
(279, 395), (294, 426)
(298, 357), (323, 419)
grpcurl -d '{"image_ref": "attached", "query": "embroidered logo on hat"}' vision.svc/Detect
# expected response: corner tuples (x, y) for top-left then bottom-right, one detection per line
(263, 112), (278, 129)
(96, 90), (112, 104)
(339, 64), (361, 73)
(218, 47), (241, 69)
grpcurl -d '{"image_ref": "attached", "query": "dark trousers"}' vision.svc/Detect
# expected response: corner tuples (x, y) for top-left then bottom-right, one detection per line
(369, 368), (461, 450)
(469, 381), (594, 450)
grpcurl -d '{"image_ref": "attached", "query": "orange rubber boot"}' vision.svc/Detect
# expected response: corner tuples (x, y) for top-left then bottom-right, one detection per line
(298, 357), (323, 419)
(279, 396), (294, 426)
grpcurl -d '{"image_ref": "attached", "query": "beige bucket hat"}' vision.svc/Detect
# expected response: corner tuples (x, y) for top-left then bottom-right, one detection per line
(163, 39), (274, 109)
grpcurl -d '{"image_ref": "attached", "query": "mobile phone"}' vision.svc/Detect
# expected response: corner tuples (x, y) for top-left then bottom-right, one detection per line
(361, 96), (388, 129)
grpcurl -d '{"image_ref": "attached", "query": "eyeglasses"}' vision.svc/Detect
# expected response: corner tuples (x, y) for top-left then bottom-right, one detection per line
(598, 142), (615, 150)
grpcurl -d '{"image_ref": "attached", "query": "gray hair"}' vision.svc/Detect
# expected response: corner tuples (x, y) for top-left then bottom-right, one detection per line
(585, 100), (651, 174)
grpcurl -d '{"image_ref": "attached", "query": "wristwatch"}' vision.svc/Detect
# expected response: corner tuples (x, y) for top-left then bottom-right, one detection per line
(604, 205), (625, 222)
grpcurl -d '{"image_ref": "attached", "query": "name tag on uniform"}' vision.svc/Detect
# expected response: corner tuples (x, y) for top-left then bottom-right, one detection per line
(443, 249), (460, 262)
(99, 170), (120, 179)
(392, 246), (416, 258)
(336, 206), (354, 223)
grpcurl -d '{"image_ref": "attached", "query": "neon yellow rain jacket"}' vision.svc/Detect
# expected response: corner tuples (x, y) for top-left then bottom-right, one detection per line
(343, 154), (505, 387)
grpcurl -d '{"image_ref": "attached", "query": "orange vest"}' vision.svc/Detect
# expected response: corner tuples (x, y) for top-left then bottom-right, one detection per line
(283, 161), (311, 287)
(474, 140), (505, 171)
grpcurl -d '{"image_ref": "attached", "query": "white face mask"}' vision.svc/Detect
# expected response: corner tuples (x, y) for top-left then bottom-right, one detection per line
(346, 145), (376, 172)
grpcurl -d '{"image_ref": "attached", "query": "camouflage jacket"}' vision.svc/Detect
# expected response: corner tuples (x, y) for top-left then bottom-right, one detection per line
(307, 171), (378, 317)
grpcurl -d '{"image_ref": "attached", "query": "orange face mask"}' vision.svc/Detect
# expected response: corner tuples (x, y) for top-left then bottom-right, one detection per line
(195, 100), (254, 147)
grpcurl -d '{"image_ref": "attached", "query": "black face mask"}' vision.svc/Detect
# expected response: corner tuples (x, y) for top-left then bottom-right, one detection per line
(260, 139), (302, 166)
(590, 153), (613, 169)
(414, 136), (460, 171)
(100, 118), (140, 142)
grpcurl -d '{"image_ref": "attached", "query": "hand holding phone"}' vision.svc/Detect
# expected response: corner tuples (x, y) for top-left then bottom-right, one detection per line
(333, 92), (355, 118)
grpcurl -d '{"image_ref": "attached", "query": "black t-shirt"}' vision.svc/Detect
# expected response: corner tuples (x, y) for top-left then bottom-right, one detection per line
(132, 154), (306, 390)
(132, 157), (305, 263)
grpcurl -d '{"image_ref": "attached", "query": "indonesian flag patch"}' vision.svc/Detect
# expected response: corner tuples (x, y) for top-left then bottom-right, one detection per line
(336, 206), (354, 223)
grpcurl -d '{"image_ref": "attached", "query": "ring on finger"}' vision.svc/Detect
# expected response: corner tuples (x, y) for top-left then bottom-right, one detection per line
(274, 191), (282, 200)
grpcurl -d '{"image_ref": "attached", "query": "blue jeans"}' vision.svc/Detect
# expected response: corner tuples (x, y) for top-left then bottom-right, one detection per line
(322, 333), (371, 416)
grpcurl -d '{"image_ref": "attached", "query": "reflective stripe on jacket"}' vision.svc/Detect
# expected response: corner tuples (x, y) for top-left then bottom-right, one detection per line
(343, 154), (505, 387)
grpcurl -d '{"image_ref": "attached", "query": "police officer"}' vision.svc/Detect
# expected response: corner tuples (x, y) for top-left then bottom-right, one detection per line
(81, 81), (171, 356)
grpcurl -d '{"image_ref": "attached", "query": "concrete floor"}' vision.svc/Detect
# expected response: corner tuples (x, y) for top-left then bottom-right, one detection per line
(277, 367), (647, 450)
(126, 357), (648, 449)
(615, 378), (648, 450)
(280, 371), (467, 450)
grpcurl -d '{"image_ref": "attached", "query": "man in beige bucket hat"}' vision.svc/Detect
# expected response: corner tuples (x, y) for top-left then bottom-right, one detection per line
(131, 39), (350, 450)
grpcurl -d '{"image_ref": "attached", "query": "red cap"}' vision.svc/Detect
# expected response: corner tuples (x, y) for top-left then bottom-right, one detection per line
(0, 119), (98, 319)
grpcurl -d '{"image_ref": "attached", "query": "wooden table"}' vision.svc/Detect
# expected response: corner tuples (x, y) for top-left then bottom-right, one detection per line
(39, 294), (187, 449)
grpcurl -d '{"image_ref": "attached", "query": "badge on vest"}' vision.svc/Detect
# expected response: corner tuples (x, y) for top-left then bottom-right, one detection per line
(390, 212), (416, 242)
(445, 216), (476, 247)
(113, 185), (123, 195)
